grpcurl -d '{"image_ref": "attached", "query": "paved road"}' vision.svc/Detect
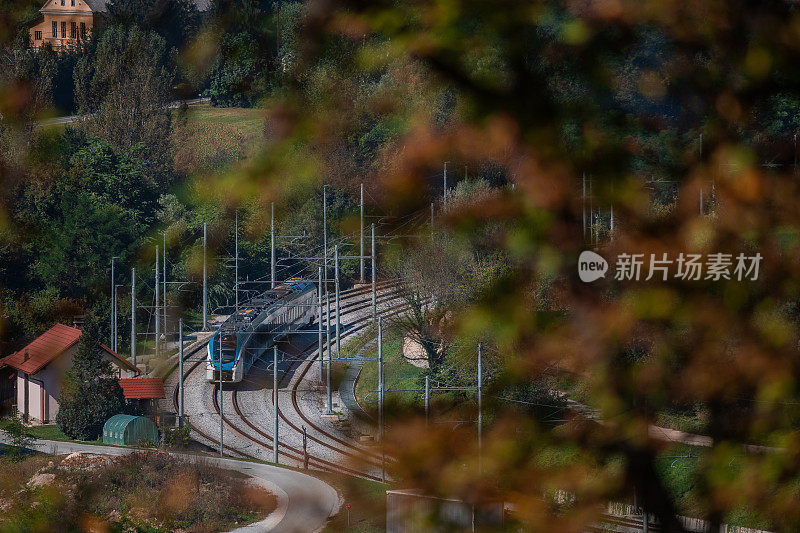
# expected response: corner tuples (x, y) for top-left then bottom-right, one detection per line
(35, 97), (210, 127)
(0, 437), (340, 533)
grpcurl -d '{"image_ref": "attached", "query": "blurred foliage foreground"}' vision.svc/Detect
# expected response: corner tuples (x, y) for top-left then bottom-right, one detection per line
(274, 1), (800, 530)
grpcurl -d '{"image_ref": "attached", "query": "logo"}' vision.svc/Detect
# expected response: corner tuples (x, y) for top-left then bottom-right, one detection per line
(578, 250), (608, 282)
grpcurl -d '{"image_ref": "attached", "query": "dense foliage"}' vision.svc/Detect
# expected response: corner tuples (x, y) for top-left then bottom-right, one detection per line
(55, 333), (126, 441)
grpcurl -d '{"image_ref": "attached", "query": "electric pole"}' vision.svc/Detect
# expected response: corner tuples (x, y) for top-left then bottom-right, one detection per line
(424, 375), (430, 427)
(325, 292), (333, 415)
(323, 185), (328, 288)
(178, 318), (184, 427)
(371, 223), (376, 321)
(273, 345), (279, 464)
(378, 316), (385, 482)
(318, 267), (324, 383)
(271, 202), (276, 289)
(163, 231), (167, 341)
(219, 336), (223, 457)
(131, 267), (136, 366)
(235, 209), (239, 316)
(155, 245), (160, 357)
(111, 256), (118, 350)
(203, 222), (207, 331)
(360, 183), (365, 282)
(334, 244), (341, 356)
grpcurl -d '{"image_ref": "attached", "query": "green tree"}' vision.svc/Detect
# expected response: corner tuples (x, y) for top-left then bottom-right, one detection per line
(56, 332), (125, 441)
(74, 26), (174, 169)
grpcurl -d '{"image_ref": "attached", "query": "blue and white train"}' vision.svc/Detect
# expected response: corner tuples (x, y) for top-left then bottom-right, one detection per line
(207, 278), (317, 383)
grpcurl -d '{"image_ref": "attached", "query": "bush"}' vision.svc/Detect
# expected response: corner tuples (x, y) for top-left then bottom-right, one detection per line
(162, 423), (191, 449)
(1, 416), (34, 461)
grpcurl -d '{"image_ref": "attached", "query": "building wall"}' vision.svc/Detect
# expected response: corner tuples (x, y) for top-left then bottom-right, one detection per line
(14, 345), (136, 423)
(29, 0), (96, 51)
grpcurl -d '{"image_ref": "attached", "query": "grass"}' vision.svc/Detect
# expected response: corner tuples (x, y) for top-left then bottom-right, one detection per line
(652, 443), (773, 530)
(173, 103), (265, 174)
(354, 327), (426, 415)
(0, 451), (277, 532)
(317, 472), (387, 532)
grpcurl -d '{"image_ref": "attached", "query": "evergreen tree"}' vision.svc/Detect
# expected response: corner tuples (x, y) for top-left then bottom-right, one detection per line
(56, 331), (125, 441)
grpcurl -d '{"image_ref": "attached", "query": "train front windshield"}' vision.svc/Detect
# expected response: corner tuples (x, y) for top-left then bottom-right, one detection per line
(215, 333), (238, 364)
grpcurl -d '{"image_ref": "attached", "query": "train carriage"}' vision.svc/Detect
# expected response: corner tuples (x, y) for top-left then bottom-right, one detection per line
(207, 278), (316, 383)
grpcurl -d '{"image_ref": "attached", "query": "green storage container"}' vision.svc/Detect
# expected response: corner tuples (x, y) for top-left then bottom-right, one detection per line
(102, 414), (159, 446)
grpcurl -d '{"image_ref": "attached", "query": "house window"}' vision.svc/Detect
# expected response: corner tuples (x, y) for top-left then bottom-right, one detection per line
(61, 21), (66, 38)
(61, 0), (64, 5)
(70, 22), (76, 38)
(52, 21), (57, 37)
(80, 22), (86, 39)
(35, 31), (42, 41)
(71, 0), (75, 5)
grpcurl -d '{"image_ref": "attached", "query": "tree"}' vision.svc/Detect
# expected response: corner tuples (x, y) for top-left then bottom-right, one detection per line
(56, 332), (125, 441)
(106, 0), (202, 53)
(74, 26), (174, 169)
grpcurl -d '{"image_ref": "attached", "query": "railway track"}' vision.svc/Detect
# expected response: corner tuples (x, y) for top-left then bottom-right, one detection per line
(224, 290), (416, 480)
(172, 281), (407, 480)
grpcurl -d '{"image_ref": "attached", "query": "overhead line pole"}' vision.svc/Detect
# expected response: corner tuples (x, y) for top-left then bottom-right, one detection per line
(424, 375), (430, 426)
(178, 318), (184, 427)
(273, 346), (279, 464)
(111, 256), (118, 350)
(360, 183), (364, 283)
(335, 245), (341, 356)
(130, 267), (136, 366)
(114, 284), (119, 352)
(235, 209), (239, 316)
(155, 245), (160, 357)
(219, 336), (223, 457)
(203, 222), (207, 331)
(323, 185), (328, 291)
(325, 292), (333, 415)
(318, 267), (324, 384)
(163, 231), (167, 341)
(371, 223), (376, 321)
(378, 316), (385, 482)
(271, 203), (276, 289)
(110, 258), (114, 348)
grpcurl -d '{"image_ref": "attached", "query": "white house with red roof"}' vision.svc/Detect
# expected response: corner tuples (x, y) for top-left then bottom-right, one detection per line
(0, 323), (140, 423)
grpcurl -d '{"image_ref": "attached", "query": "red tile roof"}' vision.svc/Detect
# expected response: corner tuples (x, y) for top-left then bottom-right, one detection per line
(98, 343), (140, 375)
(118, 377), (166, 399)
(1, 324), (82, 374)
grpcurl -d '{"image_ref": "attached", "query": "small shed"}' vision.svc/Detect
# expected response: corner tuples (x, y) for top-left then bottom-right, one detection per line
(103, 414), (159, 446)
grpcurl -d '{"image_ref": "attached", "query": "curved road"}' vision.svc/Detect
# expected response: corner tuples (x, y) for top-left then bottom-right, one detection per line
(0, 437), (339, 533)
